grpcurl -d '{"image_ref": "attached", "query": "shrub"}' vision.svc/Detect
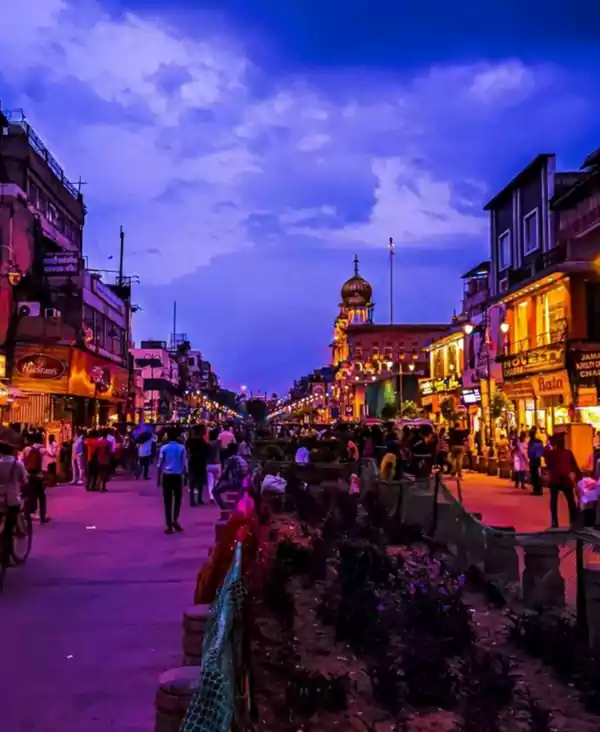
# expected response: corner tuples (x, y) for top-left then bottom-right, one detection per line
(285, 668), (349, 718)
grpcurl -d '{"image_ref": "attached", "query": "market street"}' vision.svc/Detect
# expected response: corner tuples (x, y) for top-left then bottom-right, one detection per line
(0, 477), (218, 732)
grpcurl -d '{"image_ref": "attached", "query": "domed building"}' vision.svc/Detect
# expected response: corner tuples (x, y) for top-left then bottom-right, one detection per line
(331, 255), (374, 367)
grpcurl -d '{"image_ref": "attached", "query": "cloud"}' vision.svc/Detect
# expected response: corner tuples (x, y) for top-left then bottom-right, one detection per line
(0, 0), (596, 390)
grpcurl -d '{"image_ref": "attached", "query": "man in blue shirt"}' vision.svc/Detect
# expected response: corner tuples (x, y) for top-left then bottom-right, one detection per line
(157, 428), (188, 534)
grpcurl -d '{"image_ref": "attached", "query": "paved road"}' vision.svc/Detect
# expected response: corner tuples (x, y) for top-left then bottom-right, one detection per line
(0, 476), (218, 732)
(444, 471), (571, 532)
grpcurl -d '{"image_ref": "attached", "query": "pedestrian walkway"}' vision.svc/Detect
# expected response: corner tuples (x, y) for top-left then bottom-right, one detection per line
(444, 472), (570, 532)
(0, 477), (218, 732)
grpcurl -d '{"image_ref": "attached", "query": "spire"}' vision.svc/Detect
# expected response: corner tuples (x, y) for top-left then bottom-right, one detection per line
(353, 253), (359, 276)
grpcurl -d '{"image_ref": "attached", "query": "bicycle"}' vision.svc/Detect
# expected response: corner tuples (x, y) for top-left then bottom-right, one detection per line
(0, 497), (33, 593)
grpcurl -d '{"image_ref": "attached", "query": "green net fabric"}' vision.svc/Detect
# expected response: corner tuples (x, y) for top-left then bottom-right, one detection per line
(180, 542), (246, 732)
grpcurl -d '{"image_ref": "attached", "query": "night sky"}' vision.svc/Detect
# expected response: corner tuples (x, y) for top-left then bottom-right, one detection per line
(1, 0), (599, 393)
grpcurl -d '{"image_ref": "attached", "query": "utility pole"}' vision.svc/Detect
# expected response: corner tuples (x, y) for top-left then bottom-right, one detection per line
(118, 225), (125, 286)
(388, 236), (395, 325)
(172, 300), (177, 348)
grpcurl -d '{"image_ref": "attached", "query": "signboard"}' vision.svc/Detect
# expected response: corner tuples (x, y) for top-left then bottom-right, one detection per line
(43, 252), (81, 277)
(503, 380), (535, 400)
(573, 350), (600, 385)
(532, 369), (570, 398)
(461, 387), (481, 405)
(419, 375), (461, 396)
(15, 353), (66, 380)
(502, 344), (565, 379)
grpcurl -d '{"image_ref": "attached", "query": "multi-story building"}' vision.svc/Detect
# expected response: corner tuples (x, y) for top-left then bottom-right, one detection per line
(331, 256), (448, 419)
(0, 108), (131, 430)
(419, 327), (465, 422)
(131, 341), (180, 421)
(485, 151), (600, 434)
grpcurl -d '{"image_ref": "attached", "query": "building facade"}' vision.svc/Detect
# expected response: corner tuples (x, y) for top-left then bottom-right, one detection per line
(0, 108), (131, 431)
(131, 341), (180, 422)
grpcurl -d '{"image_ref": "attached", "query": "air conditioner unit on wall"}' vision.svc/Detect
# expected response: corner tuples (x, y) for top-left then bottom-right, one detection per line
(499, 278), (509, 292)
(44, 308), (61, 319)
(17, 301), (41, 317)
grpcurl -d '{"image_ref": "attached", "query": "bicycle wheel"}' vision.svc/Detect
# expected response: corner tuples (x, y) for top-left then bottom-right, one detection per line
(12, 513), (33, 565)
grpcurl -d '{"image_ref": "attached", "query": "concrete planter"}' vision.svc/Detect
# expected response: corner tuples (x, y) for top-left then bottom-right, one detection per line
(155, 666), (201, 732)
(498, 460), (512, 479)
(478, 457), (488, 473)
(487, 458), (499, 477)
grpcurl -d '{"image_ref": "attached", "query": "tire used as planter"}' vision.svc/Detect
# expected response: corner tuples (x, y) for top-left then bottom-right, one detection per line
(182, 604), (212, 666)
(155, 666), (202, 732)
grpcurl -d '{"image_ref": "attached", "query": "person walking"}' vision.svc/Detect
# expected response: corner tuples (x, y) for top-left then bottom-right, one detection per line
(70, 429), (85, 485)
(544, 432), (581, 528)
(22, 434), (50, 523)
(157, 428), (188, 534)
(186, 425), (209, 506)
(213, 442), (248, 509)
(448, 423), (466, 478)
(527, 428), (545, 496)
(96, 429), (112, 492)
(105, 428), (117, 477)
(84, 429), (100, 491)
(217, 425), (236, 465)
(512, 430), (529, 491)
(45, 434), (59, 487)
(205, 428), (221, 504)
(0, 430), (28, 559)
(436, 427), (450, 472)
(136, 434), (153, 480)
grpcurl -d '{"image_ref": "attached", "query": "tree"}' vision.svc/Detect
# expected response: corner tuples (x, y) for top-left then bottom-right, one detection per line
(381, 402), (398, 420)
(440, 397), (458, 423)
(400, 400), (419, 419)
(490, 390), (515, 432)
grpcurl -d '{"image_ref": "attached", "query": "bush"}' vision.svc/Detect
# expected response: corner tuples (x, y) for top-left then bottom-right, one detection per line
(285, 668), (349, 718)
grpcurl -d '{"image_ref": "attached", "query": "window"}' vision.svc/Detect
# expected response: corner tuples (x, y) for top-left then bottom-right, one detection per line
(28, 179), (39, 208)
(513, 300), (530, 352)
(536, 286), (567, 345)
(523, 209), (539, 255)
(498, 230), (511, 270)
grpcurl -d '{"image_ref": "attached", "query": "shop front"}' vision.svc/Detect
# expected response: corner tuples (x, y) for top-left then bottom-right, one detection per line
(9, 344), (129, 429)
(570, 345), (600, 429)
(418, 375), (462, 422)
(461, 387), (482, 432)
(501, 341), (570, 434)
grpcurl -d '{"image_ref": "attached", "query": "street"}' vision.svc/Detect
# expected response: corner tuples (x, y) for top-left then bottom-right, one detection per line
(445, 471), (570, 532)
(0, 477), (218, 732)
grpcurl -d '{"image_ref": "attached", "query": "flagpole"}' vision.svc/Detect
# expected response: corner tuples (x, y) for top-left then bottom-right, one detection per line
(388, 236), (394, 325)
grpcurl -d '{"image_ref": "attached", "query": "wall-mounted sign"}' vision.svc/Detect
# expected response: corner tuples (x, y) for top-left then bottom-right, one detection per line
(15, 353), (66, 380)
(572, 350), (600, 384)
(43, 252), (81, 277)
(461, 387), (481, 405)
(419, 375), (461, 396)
(532, 369), (570, 398)
(502, 344), (565, 379)
(91, 277), (125, 316)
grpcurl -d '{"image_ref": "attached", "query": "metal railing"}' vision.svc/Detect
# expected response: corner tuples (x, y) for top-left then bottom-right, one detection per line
(503, 319), (567, 356)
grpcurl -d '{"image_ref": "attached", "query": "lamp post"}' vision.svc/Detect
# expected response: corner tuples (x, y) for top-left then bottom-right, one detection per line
(388, 236), (394, 325)
(463, 309), (510, 456)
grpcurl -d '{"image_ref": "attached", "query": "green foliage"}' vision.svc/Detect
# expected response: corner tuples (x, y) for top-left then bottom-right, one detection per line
(381, 402), (398, 420)
(490, 390), (514, 431)
(400, 400), (419, 419)
(440, 397), (458, 423)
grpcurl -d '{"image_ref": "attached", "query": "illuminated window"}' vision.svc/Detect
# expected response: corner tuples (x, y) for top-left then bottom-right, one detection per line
(536, 286), (567, 345)
(513, 300), (529, 353)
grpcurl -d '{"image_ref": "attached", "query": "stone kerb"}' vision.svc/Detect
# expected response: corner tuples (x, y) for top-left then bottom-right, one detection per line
(483, 526), (519, 585)
(182, 604), (212, 666)
(521, 540), (565, 609)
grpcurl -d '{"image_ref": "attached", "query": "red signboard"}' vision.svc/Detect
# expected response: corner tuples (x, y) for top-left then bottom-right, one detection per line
(15, 353), (67, 380)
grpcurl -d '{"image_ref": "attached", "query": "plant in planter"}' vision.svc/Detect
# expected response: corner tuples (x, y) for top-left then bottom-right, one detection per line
(334, 584), (390, 655)
(367, 654), (405, 714)
(275, 538), (313, 576)
(264, 563), (296, 631)
(285, 668), (350, 718)
(401, 634), (459, 709)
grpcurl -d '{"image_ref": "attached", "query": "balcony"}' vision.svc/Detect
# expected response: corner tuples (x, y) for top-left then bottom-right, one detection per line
(500, 319), (567, 358)
(506, 238), (600, 290)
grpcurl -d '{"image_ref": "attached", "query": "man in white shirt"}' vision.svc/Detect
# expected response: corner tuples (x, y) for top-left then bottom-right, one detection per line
(295, 444), (310, 465)
(71, 430), (85, 485)
(136, 436), (153, 480)
(157, 429), (188, 534)
(218, 426), (236, 465)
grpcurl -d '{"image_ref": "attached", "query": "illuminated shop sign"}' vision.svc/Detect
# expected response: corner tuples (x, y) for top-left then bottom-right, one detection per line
(573, 350), (600, 384)
(419, 375), (461, 396)
(502, 344), (565, 379)
(461, 388), (481, 405)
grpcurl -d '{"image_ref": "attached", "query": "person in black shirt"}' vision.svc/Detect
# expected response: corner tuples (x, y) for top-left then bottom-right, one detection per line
(186, 424), (210, 506)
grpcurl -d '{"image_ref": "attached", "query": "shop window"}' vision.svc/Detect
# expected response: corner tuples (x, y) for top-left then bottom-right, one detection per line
(536, 286), (567, 346)
(433, 349), (444, 378)
(513, 300), (530, 353)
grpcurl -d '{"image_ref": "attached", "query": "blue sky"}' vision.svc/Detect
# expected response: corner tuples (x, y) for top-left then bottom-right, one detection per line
(1, 0), (599, 393)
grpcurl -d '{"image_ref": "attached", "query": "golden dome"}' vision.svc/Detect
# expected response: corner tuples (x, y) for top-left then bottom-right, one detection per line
(341, 255), (372, 306)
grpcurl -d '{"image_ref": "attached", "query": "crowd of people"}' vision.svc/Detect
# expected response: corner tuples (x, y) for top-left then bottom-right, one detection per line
(290, 420), (589, 529)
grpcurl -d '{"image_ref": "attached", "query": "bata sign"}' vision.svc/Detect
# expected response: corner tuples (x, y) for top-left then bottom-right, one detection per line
(532, 370), (569, 398)
(502, 344), (564, 379)
(573, 351), (600, 384)
(15, 354), (66, 380)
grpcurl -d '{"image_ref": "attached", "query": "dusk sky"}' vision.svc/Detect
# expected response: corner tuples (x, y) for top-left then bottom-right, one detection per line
(1, 1), (600, 394)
